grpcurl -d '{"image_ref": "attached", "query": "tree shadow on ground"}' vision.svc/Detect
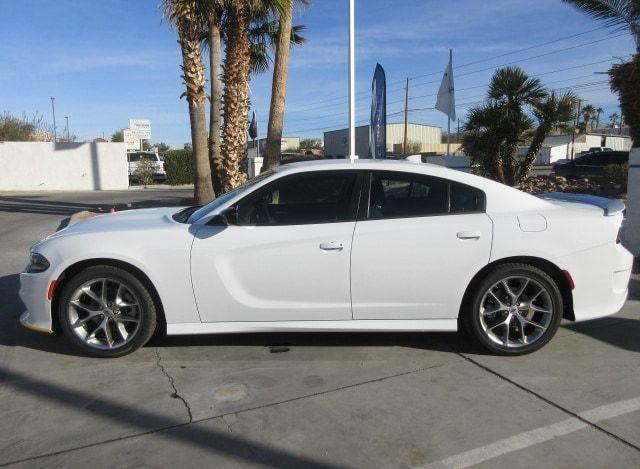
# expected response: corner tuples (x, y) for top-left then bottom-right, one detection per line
(0, 364), (344, 468)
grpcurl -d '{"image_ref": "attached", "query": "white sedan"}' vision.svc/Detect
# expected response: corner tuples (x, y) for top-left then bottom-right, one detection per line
(19, 160), (632, 357)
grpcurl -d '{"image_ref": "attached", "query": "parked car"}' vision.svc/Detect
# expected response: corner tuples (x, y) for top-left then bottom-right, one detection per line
(587, 147), (614, 153)
(553, 150), (628, 178)
(20, 160), (631, 357)
(127, 152), (167, 182)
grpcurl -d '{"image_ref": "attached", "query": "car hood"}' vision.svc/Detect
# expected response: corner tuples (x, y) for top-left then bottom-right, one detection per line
(46, 207), (184, 239)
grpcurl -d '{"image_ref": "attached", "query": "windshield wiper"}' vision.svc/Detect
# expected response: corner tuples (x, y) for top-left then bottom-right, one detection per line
(172, 205), (201, 223)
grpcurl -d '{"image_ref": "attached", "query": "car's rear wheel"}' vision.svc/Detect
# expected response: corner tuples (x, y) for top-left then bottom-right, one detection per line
(58, 265), (157, 357)
(464, 264), (563, 355)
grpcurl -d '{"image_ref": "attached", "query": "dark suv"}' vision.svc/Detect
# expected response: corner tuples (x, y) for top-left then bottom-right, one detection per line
(553, 151), (628, 178)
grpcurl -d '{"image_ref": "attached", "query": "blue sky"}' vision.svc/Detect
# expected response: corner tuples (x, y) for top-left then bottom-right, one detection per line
(0, 0), (635, 148)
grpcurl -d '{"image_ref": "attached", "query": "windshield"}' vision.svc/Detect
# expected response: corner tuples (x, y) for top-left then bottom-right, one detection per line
(186, 170), (276, 223)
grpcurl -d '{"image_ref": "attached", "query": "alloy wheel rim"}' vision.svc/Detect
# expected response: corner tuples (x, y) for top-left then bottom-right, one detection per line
(67, 278), (142, 350)
(479, 275), (554, 348)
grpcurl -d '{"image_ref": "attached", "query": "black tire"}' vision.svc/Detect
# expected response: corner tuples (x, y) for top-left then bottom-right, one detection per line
(58, 265), (157, 358)
(463, 263), (563, 356)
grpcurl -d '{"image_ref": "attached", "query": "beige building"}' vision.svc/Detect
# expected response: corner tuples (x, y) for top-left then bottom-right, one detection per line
(247, 136), (300, 159)
(323, 123), (461, 158)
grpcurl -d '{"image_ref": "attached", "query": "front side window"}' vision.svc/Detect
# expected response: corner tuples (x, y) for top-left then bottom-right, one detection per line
(236, 172), (357, 226)
(368, 171), (485, 220)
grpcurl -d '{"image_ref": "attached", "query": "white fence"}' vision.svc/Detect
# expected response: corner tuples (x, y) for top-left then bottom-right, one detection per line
(0, 142), (128, 191)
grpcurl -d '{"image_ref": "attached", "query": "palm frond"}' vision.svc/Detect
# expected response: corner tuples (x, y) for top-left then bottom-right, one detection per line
(562, 0), (640, 33)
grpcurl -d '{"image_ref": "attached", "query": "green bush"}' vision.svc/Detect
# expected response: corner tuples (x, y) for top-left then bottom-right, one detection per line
(604, 163), (628, 191)
(165, 149), (194, 185)
(133, 159), (155, 186)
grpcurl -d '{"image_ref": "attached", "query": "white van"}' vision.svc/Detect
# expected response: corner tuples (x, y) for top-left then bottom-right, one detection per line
(127, 152), (167, 183)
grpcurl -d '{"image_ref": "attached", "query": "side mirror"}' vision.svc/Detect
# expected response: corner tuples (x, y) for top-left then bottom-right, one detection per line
(208, 206), (238, 226)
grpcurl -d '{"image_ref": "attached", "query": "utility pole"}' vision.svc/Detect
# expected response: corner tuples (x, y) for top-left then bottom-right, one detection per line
(50, 97), (57, 142)
(456, 119), (461, 155)
(570, 98), (582, 160)
(403, 77), (409, 154)
(64, 116), (69, 141)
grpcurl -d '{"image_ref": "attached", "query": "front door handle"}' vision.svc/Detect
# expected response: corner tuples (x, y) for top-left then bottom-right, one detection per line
(457, 231), (481, 240)
(319, 242), (344, 251)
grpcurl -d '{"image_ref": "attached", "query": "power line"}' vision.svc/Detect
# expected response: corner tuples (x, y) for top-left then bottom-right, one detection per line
(286, 69), (617, 126)
(286, 31), (627, 114)
(286, 80), (612, 135)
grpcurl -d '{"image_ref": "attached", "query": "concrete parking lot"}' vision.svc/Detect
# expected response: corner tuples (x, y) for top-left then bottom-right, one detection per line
(0, 189), (638, 468)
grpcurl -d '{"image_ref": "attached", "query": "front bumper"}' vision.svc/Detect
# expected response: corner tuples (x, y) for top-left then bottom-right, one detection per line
(19, 272), (54, 334)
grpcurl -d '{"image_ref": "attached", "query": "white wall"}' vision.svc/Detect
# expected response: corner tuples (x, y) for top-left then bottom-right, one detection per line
(0, 142), (128, 191)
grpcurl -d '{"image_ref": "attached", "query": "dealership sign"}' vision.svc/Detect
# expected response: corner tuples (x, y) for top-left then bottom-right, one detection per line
(123, 129), (139, 150)
(129, 119), (152, 140)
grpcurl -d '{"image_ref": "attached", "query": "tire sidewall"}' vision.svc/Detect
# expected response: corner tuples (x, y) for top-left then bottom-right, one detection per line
(58, 266), (157, 358)
(465, 264), (563, 356)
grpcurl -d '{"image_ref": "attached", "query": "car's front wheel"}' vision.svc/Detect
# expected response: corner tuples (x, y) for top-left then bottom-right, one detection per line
(58, 265), (157, 357)
(464, 263), (563, 355)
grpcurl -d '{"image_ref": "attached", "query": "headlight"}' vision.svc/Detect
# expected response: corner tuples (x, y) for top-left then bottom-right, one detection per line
(26, 252), (50, 273)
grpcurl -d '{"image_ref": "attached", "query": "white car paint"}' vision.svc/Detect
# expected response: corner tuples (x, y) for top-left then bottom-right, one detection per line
(19, 159), (632, 338)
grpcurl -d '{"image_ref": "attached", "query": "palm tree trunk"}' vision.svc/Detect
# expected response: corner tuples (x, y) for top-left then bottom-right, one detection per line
(220, 4), (251, 191)
(178, 20), (215, 205)
(262, 5), (293, 172)
(520, 125), (548, 183)
(208, 20), (223, 195)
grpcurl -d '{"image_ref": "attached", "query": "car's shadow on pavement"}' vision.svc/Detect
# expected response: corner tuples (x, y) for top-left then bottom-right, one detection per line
(148, 330), (485, 355)
(2, 271), (638, 357)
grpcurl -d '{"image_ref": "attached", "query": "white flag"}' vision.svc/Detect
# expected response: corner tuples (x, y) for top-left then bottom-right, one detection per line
(435, 51), (456, 121)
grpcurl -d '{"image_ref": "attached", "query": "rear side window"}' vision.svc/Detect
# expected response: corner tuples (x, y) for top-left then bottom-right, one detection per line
(128, 153), (140, 162)
(450, 182), (485, 213)
(236, 172), (358, 226)
(368, 171), (485, 220)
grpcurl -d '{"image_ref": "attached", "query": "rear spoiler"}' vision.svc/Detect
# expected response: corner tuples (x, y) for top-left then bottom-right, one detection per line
(537, 192), (625, 216)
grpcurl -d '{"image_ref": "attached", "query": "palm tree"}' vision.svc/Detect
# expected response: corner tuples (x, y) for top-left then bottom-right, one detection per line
(521, 91), (577, 178)
(463, 67), (579, 185)
(582, 104), (596, 132)
(163, 0), (215, 205)
(563, 0), (640, 144)
(262, 1), (307, 171)
(610, 112), (620, 127)
(562, 0), (640, 49)
(595, 107), (604, 128)
(197, 1), (225, 196)
(219, 0), (292, 192)
(463, 67), (547, 185)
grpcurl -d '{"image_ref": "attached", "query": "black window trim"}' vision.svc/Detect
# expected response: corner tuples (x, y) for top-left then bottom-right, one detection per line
(359, 170), (487, 221)
(231, 169), (365, 227)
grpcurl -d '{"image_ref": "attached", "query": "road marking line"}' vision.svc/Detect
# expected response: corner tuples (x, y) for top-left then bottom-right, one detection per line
(420, 396), (640, 469)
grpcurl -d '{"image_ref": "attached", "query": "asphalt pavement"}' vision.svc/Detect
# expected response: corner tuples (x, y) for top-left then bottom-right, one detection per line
(0, 189), (638, 468)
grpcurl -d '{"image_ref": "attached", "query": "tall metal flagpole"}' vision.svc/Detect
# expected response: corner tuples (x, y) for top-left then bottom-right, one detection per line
(446, 49), (452, 156)
(348, 0), (357, 160)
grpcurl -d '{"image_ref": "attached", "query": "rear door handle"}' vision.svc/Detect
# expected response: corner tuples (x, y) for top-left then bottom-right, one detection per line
(457, 231), (481, 240)
(319, 242), (344, 251)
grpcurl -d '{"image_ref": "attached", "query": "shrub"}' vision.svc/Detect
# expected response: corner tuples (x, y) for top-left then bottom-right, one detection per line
(134, 159), (155, 186)
(604, 163), (628, 191)
(164, 149), (194, 185)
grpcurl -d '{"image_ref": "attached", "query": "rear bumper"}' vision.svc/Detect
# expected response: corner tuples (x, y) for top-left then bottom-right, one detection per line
(556, 242), (633, 322)
(18, 272), (54, 333)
